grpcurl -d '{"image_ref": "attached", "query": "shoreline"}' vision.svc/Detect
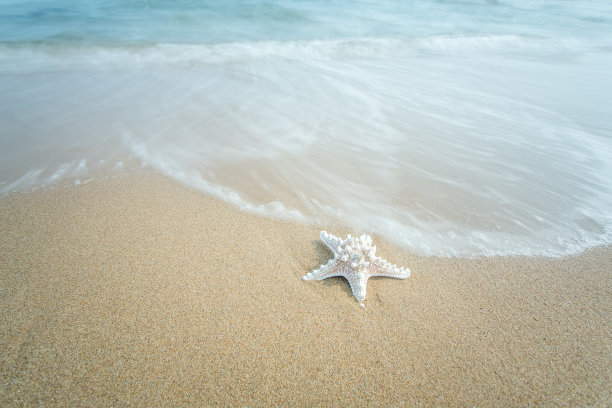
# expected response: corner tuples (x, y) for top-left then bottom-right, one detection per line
(1, 172), (610, 406)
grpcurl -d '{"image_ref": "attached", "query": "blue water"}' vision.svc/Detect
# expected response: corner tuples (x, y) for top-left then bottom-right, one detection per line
(1, 1), (611, 44)
(1, 0), (612, 256)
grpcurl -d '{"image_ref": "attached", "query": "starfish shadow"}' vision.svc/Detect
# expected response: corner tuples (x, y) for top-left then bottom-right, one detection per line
(310, 239), (354, 300)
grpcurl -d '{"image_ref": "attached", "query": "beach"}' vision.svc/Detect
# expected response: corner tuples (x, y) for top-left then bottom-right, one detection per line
(1, 172), (610, 406)
(2, 0), (612, 406)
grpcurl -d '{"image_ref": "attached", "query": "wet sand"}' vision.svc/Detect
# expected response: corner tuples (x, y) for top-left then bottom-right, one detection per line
(1, 173), (610, 406)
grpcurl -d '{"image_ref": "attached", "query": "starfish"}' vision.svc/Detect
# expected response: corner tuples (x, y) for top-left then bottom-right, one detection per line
(303, 231), (410, 306)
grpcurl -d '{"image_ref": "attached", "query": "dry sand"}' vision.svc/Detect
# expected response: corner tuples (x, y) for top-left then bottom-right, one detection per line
(1, 173), (610, 406)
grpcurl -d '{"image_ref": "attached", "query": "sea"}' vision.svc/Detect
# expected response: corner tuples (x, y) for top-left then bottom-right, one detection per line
(1, 0), (611, 257)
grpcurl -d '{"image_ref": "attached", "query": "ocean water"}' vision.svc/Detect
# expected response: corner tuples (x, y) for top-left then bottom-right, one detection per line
(1, 0), (611, 257)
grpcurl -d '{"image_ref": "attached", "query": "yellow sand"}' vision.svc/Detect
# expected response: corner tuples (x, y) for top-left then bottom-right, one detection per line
(1, 173), (610, 406)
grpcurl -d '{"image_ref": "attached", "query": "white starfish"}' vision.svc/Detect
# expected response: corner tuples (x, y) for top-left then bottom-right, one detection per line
(303, 231), (410, 306)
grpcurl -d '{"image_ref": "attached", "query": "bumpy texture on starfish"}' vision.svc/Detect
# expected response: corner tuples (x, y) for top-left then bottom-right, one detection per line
(303, 231), (410, 304)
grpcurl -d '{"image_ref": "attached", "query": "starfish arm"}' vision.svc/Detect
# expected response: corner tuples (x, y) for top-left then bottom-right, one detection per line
(347, 272), (369, 303)
(370, 258), (410, 279)
(303, 259), (347, 281)
(320, 231), (342, 256)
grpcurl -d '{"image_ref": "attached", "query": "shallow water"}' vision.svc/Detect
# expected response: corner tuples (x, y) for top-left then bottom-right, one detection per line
(1, 0), (611, 256)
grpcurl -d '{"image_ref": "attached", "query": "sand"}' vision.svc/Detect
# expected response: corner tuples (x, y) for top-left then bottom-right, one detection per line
(1, 173), (610, 406)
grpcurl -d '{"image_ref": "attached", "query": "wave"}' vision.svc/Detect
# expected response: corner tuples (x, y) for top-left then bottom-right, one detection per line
(1, 29), (611, 258)
(0, 33), (593, 73)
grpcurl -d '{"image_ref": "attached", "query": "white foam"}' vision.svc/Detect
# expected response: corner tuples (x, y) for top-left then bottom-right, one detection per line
(71, 159), (88, 178)
(1, 159), (98, 195)
(124, 135), (309, 222)
(0, 169), (45, 194)
(0, 33), (590, 75)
